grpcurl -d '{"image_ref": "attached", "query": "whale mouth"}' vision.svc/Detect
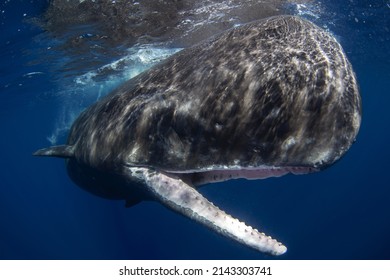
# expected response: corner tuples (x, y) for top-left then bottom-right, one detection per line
(165, 165), (318, 186)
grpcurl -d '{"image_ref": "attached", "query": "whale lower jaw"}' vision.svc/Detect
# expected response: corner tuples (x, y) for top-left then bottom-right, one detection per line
(166, 165), (318, 186)
(126, 166), (288, 256)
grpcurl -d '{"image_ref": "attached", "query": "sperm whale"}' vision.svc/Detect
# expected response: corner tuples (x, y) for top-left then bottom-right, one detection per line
(34, 15), (361, 255)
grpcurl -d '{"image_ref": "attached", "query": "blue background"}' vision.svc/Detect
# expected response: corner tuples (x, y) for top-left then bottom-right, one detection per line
(0, 0), (389, 259)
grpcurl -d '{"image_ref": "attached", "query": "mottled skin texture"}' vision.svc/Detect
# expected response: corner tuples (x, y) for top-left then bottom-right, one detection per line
(34, 16), (361, 255)
(69, 16), (361, 172)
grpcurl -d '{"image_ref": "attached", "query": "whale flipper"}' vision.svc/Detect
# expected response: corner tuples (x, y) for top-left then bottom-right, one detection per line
(33, 145), (74, 158)
(126, 166), (287, 256)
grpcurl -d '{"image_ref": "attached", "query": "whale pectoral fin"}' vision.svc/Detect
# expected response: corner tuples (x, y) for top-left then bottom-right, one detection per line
(125, 167), (287, 256)
(33, 145), (74, 158)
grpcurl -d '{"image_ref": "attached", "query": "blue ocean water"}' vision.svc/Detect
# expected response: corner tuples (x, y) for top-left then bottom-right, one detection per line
(0, 0), (389, 260)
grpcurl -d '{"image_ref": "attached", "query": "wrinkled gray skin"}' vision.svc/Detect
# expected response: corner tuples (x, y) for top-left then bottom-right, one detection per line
(34, 16), (361, 256)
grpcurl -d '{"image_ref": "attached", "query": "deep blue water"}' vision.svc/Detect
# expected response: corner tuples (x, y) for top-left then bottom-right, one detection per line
(0, 0), (389, 260)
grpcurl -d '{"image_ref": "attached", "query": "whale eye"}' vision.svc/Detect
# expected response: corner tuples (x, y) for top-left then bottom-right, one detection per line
(215, 122), (223, 131)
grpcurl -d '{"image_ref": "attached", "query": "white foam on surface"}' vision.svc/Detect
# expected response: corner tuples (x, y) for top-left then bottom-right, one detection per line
(48, 45), (182, 144)
(288, 1), (335, 33)
(178, 0), (241, 36)
(295, 3), (320, 19)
